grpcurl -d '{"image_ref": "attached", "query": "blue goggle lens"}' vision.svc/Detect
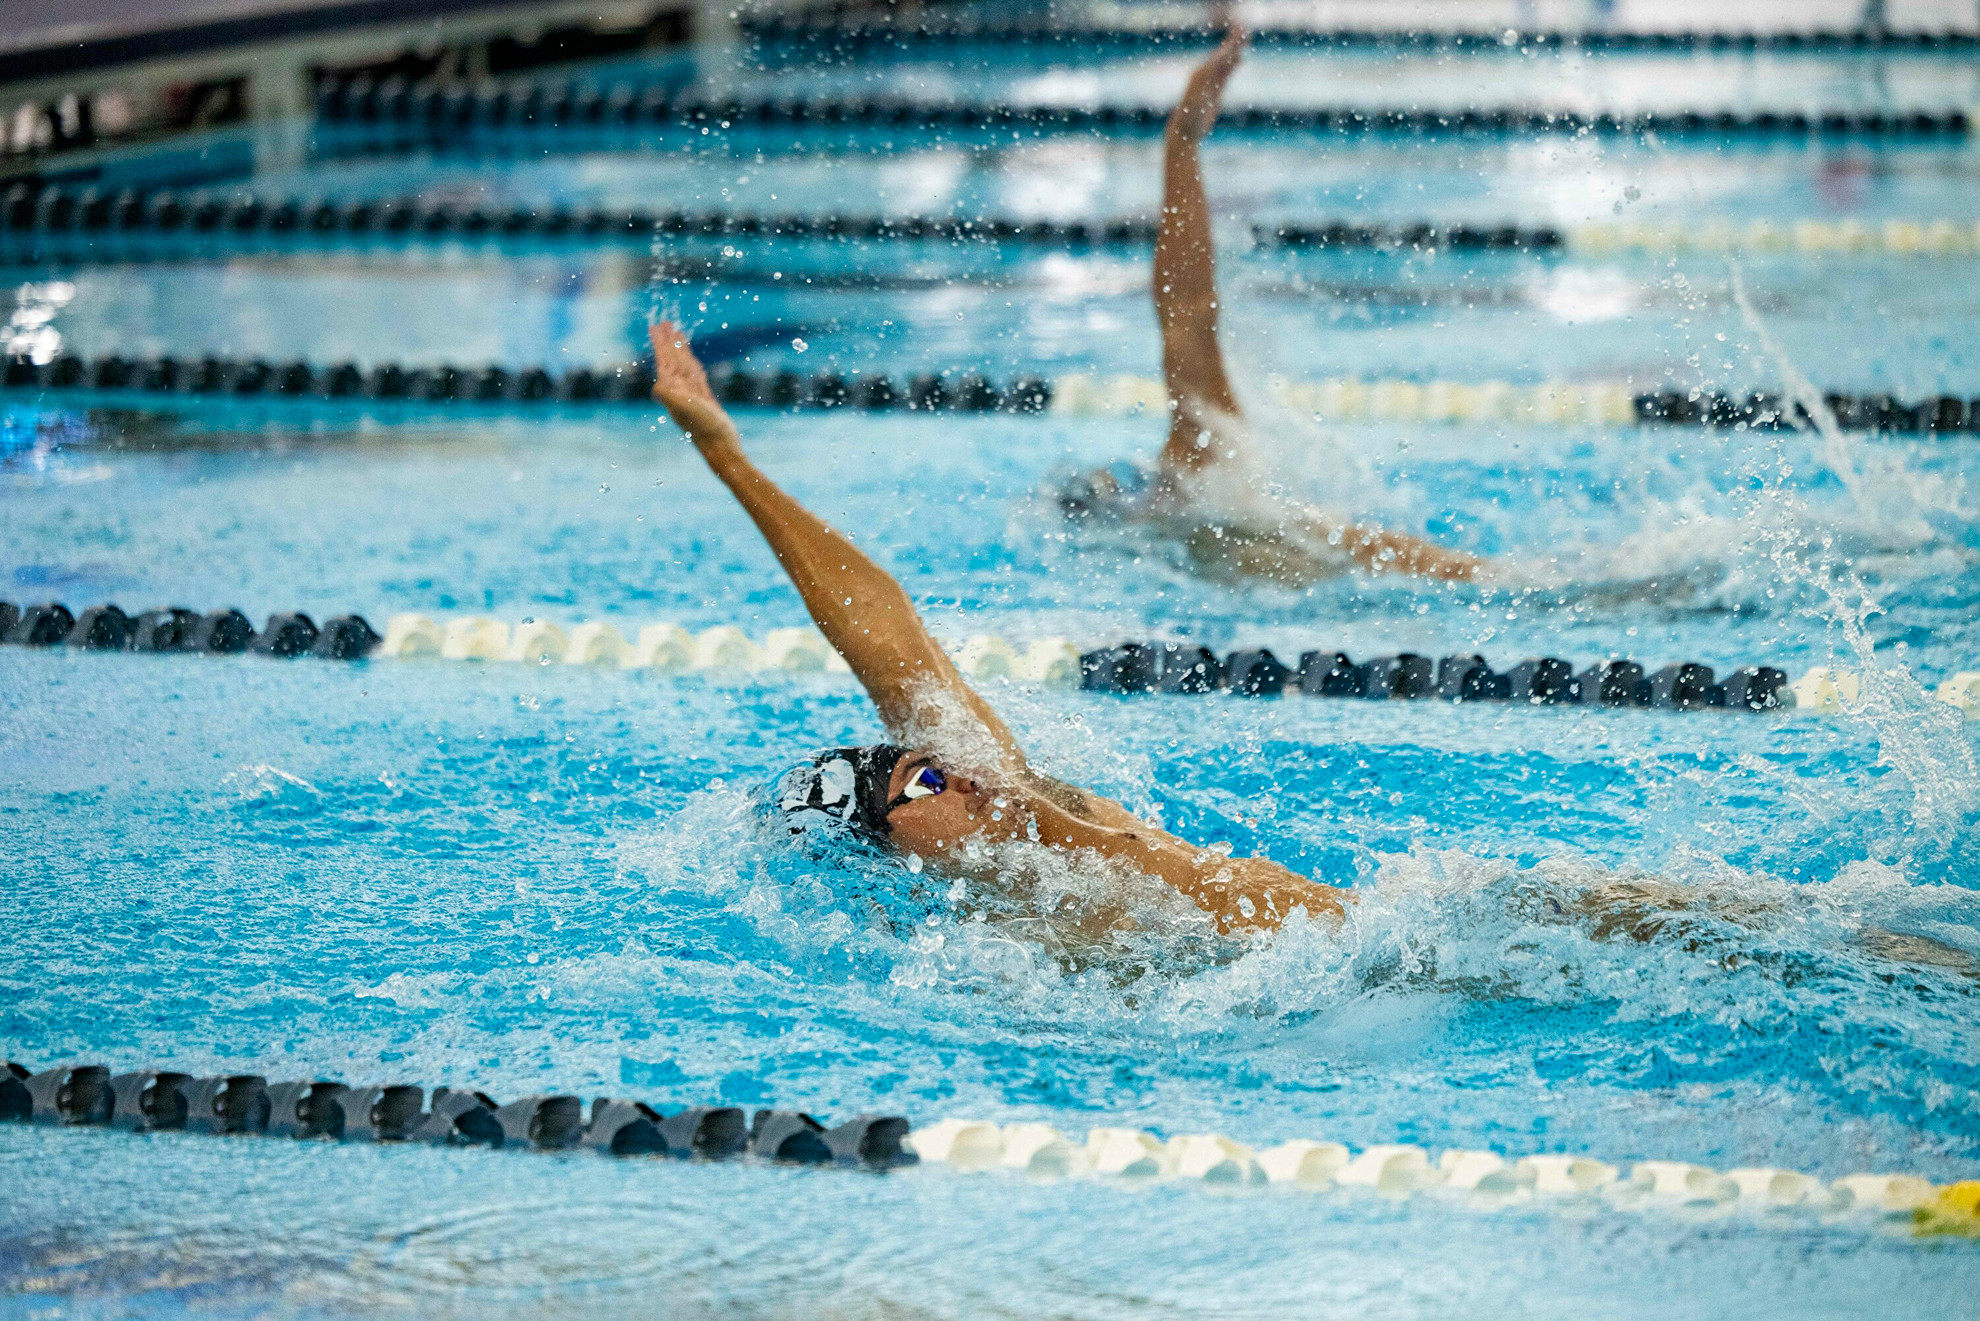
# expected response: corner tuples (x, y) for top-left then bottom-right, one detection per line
(898, 766), (946, 802)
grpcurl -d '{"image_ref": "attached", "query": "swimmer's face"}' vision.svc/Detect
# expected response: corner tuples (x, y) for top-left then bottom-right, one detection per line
(883, 751), (998, 857)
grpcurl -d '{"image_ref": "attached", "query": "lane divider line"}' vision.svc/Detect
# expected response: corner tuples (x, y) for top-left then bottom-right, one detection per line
(1562, 217), (1980, 257)
(1267, 218), (1980, 258)
(1057, 374), (1980, 434)
(11, 187), (1974, 264)
(905, 1118), (1979, 1236)
(0, 185), (1160, 248)
(740, 18), (1980, 55)
(310, 77), (1974, 141)
(9, 600), (1976, 721)
(6, 354), (1978, 435)
(7, 1060), (1974, 1236)
(1, 1058), (911, 1166)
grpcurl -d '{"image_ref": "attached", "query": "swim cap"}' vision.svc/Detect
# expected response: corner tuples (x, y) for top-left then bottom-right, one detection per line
(771, 745), (908, 845)
(1057, 460), (1151, 520)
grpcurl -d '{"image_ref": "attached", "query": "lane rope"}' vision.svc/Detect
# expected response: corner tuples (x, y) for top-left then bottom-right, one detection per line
(10, 186), (1975, 263)
(903, 1116), (1980, 1238)
(740, 17), (1980, 55)
(4, 1059), (1975, 1237)
(8, 353), (1976, 436)
(1269, 218), (1980, 258)
(1064, 373), (1979, 433)
(310, 77), (1974, 141)
(0, 1058), (910, 1165)
(8, 602), (1977, 720)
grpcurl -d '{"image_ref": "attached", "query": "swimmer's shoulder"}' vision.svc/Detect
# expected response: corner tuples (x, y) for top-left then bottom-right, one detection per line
(1022, 769), (1147, 831)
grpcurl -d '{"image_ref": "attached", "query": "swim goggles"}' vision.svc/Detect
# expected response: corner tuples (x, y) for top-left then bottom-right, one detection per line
(888, 765), (947, 811)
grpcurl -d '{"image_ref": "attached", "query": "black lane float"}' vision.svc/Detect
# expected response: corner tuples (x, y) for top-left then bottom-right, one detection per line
(0, 182), (1567, 257)
(0, 184), (1152, 248)
(309, 75), (1972, 142)
(741, 15), (1980, 55)
(0, 602), (378, 660)
(0, 1059), (913, 1166)
(1078, 642), (1790, 712)
(0, 186), (1568, 257)
(0, 354), (1052, 413)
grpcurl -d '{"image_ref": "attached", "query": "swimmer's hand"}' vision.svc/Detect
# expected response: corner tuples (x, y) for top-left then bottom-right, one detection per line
(1169, 23), (1246, 143)
(649, 321), (739, 454)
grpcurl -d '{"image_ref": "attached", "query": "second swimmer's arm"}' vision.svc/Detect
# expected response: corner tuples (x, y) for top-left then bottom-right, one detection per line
(1155, 26), (1247, 476)
(648, 322), (1028, 758)
(1311, 514), (1485, 581)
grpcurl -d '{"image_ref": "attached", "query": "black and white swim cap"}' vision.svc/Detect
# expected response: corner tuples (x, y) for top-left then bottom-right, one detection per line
(771, 745), (908, 845)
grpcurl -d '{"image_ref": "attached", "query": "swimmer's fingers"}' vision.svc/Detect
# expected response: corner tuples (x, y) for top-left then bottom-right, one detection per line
(647, 321), (735, 445)
(1171, 27), (1246, 139)
(1202, 30), (1248, 91)
(648, 321), (712, 403)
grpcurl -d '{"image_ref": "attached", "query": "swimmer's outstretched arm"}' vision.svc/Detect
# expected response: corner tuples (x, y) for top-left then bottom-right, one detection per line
(651, 322), (1349, 932)
(647, 321), (1026, 767)
(1151, 29), (1485, 584)
(1154, 25), (1247, 477)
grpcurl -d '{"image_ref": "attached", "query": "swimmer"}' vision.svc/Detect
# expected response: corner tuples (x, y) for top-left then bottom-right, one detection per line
(648, 318), (1347, 934)
(1060, 22), (1485, 586)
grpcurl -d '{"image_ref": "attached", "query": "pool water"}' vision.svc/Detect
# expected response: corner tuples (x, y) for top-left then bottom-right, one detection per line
(4, 31), (1980, 1321)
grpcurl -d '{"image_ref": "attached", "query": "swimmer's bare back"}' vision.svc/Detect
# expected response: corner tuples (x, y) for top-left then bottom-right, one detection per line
(1148, 26), (1482, 585)
(649, 320), (1347, 933)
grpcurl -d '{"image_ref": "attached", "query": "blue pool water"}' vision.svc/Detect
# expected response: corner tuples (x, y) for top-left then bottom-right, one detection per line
(5, 33), (1980, 1320)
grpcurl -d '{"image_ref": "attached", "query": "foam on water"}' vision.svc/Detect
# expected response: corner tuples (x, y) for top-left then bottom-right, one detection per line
(604, 758), (1980, 1155)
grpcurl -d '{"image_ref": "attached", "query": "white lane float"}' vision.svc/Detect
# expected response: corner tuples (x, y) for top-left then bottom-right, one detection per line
(998, 1123), (1084, 1177)
(691, 625), (759, 670)
(1256, 1139), (1350, 1188)
(505, 619), (568, 664)
(1166, 1133), (1267, 1186)
(565, 621), (629, 666)
(630, 622), (694, 670)
(897, 1120), (1970, 1238)
(442, 615), (508, 661)
(1335, 1143), (1437, 1195)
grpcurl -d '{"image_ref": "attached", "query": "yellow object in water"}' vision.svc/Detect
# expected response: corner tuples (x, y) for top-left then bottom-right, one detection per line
(1914, 1181), (1980, 1237)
